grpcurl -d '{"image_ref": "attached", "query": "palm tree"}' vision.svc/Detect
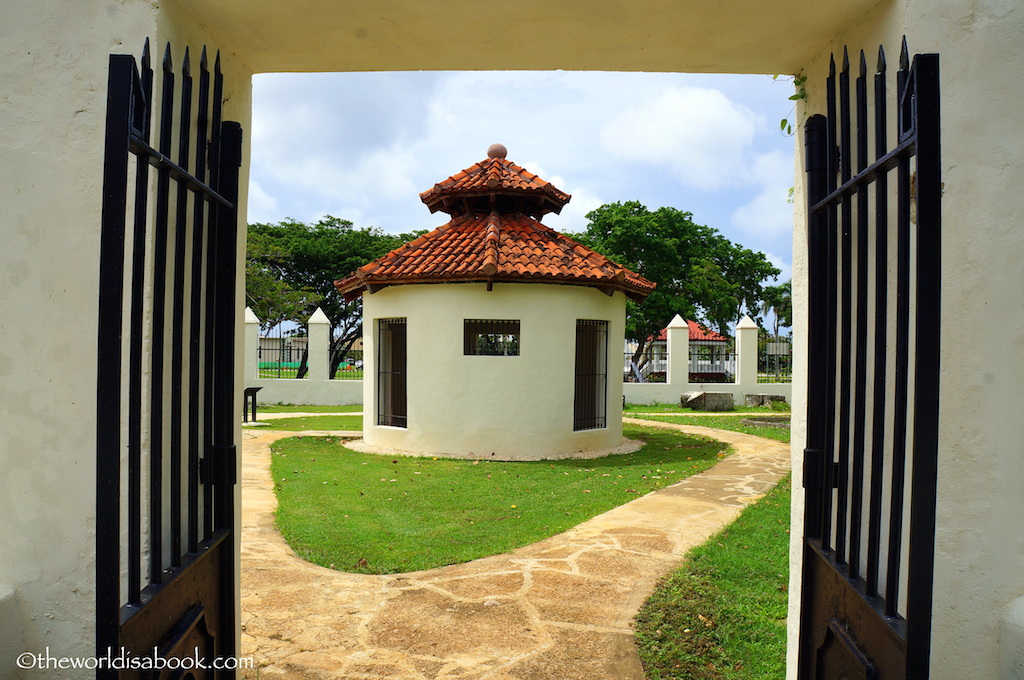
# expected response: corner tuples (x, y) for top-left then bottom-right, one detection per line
(761, 280), (792, 338)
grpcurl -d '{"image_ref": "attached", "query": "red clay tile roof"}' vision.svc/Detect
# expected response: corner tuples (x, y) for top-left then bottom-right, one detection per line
(652, 320), (730, 343)
(420, 154), (570, 218)
(336, 147), (655, 302)
(688, 319), (729, 342)
(334, 212), (655, 302)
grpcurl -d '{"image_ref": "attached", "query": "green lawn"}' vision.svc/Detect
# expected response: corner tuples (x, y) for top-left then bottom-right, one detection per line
(247, 414), (363, 431)
(270, 423), (730, 574)
(258, 368), (302, 379)
(258, 404), (362, 413)
(624, 402), (776, 414)
(633, 414), (791, 444)
(634, 475), (792, 680)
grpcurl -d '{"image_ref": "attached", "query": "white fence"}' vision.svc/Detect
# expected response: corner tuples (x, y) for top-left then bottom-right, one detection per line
(244, 308), (362, 405)
(245, 309), (790, 407)
(621, 315), (791, 406)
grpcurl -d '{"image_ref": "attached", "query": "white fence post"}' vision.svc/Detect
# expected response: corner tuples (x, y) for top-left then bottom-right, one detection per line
(307, 307), (331, 381)
(244, 307), (260, 381)
(665, 314), (689, 387)
(735, 314), (759, 389)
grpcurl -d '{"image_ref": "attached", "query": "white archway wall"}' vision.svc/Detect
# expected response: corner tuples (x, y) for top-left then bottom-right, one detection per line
(167, 0), (886, 74)
(362, 282), (626, 458)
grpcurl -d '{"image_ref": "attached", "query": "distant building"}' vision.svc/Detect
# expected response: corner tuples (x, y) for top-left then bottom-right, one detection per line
(627, 318), (731, 382)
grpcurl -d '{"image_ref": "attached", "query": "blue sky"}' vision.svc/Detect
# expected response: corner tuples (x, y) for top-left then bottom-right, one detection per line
(248, 71), (798, 286)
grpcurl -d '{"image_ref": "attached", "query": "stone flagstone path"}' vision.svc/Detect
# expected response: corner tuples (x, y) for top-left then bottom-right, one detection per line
(240, 419), (790, 680)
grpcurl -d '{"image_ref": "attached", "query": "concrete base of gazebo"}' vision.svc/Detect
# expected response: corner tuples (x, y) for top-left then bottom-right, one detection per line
(344, 436), (643, 462)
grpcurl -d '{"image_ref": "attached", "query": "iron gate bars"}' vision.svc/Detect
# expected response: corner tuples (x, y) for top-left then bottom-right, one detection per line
(800, 39), (940, 679)
(96, 39), (241, 671)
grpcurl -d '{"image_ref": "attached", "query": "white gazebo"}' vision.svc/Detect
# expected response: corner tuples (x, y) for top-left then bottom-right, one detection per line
(335, 144), (654, 459)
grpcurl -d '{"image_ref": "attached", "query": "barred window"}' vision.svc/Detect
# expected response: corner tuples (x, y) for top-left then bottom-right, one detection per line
(574, 320), (608, 431)
(464, 319), (520, 356)
(377, 318), (407, 428)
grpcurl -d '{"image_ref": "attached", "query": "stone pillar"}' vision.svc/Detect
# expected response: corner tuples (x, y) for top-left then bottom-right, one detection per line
(735, 314), (759, 388)
(307, 307), (331, 381)
(244, 307), (260, 382)
(665, 313), (690, 387)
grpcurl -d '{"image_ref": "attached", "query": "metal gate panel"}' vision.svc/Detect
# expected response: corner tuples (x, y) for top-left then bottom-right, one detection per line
(798, 40), (940, 680)
(97, 39), (242, 679)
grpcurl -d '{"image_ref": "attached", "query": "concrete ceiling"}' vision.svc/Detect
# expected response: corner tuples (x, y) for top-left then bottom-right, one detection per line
(172, 0), (889, 74)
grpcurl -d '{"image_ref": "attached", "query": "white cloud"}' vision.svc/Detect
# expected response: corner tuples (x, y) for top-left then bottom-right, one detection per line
(762, 251), (793, 285)
(246, 180), (280, 224)
(729, 150), (796, 241)
(545, 181), (605, 235)
(600, 87), (760, 191)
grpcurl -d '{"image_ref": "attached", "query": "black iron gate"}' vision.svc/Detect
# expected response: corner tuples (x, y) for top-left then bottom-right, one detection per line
(799, 40), (940, 679)
(97, 40), (242, 679)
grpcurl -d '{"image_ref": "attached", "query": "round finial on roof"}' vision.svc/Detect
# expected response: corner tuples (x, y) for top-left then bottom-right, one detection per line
(487, 143), (508, 159)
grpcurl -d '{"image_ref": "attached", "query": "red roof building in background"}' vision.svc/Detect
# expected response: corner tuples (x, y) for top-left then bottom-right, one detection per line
(685, 319), (730, 343)
(650, 319), (730, 344)
(335, 144), (655, 301)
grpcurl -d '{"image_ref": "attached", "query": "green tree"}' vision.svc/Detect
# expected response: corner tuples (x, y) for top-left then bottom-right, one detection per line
(245, 216), (421, 377)
(760, 279), (792, 338)
(575, 201), (780, 364)
(246, 230), (321, 333)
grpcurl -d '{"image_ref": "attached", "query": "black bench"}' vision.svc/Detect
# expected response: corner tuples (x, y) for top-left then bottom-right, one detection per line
(243, 386), (262, 422)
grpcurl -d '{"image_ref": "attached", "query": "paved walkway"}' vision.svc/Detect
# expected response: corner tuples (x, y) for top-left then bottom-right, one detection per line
(240, 419), (791, 680)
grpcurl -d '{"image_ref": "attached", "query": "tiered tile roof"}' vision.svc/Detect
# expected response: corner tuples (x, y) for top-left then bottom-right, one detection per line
(335, 146), (655, 302)
(420, 147), (570, 219)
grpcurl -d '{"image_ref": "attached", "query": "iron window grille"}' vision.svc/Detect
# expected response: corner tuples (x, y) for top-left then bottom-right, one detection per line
(574, 320), (608, 431)
(464, 319), (520, 356)
(377, 318), (407, 428)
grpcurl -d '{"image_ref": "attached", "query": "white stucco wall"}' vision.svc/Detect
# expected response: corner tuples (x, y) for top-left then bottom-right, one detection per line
(246, 378), (364, 407)
(361, 282), (626, 459)
(0, 1), (253, 670)
(169, 0), (884, 74)
(787, 3), (1024, 678)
